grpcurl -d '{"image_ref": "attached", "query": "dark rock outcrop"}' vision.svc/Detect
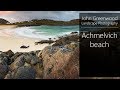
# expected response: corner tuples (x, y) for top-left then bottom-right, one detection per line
(20, 45), (29, 49)
(13, 66), (36, 79)
(70, 31), (78, 34)
(11, 52), (23, 63)
(35, 40), (54, 45)
(10, 52), (40, 71)
(1, 34), (80, 79)
(4, 50), (14, 58)
(10, 55), (26, 71)
(0, 18), (10, 24)
(0, 52), (11, 65)
(0, 64), (9, 79)
(53, 34), (80, 46)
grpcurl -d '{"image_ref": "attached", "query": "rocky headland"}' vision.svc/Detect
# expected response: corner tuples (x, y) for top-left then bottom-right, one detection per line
(11, 19), (80, 27)
(0, 33), (80, 79)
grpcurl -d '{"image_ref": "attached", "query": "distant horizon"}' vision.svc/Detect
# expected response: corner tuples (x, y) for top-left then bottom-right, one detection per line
(10, 18), (79, 23)
(0, 11), (80, 23)
(1, 11), (120, 23)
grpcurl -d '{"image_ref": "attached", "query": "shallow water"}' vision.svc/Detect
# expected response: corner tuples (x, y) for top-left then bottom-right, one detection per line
(1, 25), (79, 40)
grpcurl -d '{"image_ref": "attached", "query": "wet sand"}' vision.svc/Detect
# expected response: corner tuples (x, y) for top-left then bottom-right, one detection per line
(0, 25), (50, 52)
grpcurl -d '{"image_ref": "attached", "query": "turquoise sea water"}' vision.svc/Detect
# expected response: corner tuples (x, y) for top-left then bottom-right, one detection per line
(13, 25), (79, 39)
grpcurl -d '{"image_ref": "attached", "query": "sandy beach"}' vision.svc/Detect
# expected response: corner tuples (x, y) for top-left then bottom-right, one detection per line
(0, 25), (50, 52)
(0, 25), (17, 30)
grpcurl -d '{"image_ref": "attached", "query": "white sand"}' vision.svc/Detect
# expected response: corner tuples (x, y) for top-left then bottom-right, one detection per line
(0, 25), (50, 53)
(0, 25), (17, 30)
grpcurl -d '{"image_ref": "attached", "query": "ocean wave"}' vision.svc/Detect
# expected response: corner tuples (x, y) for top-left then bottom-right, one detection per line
(0, 25), (79, 39)
(0, 28), (16, 37)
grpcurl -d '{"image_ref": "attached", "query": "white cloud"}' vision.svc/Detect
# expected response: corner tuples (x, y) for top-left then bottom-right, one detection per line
(1, 11), (120, 23)
(0, 11), (80, 23)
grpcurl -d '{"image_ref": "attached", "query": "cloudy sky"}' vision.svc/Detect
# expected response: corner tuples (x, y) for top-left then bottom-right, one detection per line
(0, 11), (120, 23)
(0, 11), (80, 23)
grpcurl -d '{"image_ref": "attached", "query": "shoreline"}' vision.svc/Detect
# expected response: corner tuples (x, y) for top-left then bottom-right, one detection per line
(0, 36), (50, 53)
(0, 25), (79, 79)
(0, 25), (79, 53)
(0, 25), (50, 53)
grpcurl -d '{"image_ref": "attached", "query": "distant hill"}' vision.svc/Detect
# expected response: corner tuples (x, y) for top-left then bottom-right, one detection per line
(0, 18), (10, 24)
(12, 19), (80, 26)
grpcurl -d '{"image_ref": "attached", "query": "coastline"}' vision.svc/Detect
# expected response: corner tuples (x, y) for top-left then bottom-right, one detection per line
(0, 25), (79, 53)
(0, 25), (50, 53)
(0, 36), (50, 53)
(0, 25), (80, 79)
